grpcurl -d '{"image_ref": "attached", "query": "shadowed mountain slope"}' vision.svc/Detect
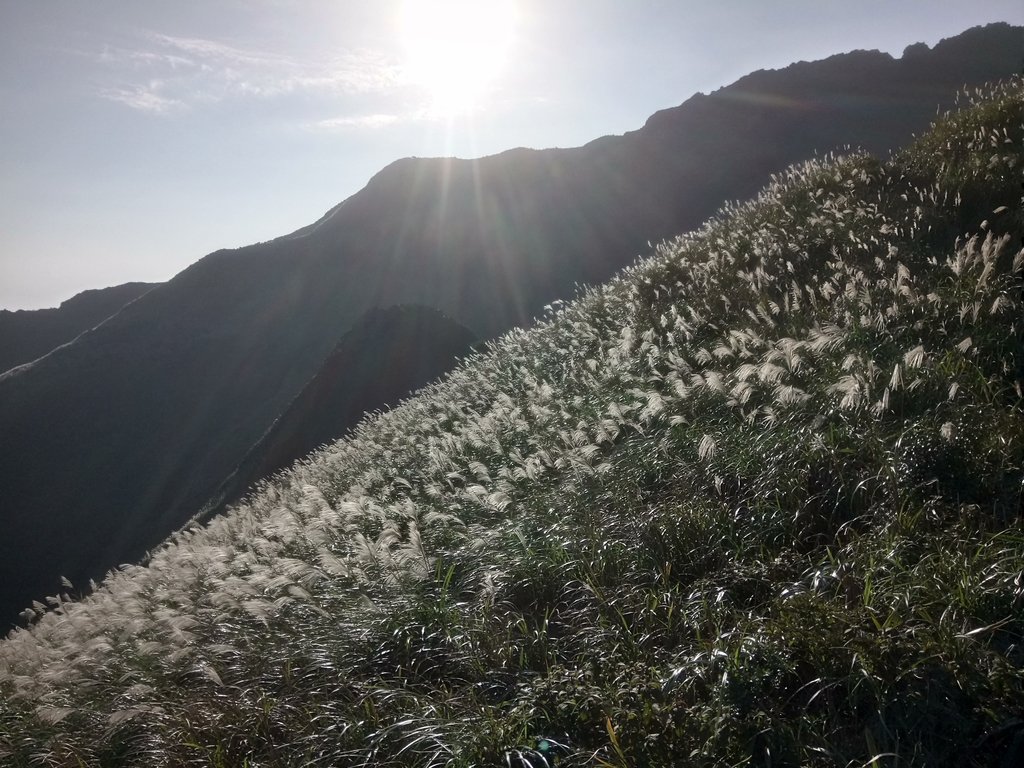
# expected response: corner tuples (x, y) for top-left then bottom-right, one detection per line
(204, 304), (477, 516)
(0, 283), (157, 374)
(0, 24), (1020, 631)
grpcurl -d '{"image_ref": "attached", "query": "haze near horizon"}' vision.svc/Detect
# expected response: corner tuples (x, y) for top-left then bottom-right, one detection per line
(2, 0), (1022, 311)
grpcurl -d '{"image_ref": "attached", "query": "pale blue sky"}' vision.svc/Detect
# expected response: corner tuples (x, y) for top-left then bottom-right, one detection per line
(2, 1), (1022, 310)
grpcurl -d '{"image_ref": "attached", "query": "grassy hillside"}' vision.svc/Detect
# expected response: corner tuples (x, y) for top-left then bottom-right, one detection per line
(1, 78), (1023, 767)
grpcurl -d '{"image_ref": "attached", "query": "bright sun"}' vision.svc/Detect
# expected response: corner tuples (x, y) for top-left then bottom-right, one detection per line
(400, 0), (517, 115)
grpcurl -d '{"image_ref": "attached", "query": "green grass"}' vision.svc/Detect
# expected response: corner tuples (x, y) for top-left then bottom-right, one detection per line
(1, 77), (1023, 767)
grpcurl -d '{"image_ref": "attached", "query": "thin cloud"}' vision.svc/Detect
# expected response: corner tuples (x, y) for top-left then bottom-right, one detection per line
(310, 113), (404, 130)
(98, 45), (194, 70)
(146, 33), (281, 67)
(306, 103), (447, 132)
(96, 32), (402, 113)
(100, 83), (185, 114)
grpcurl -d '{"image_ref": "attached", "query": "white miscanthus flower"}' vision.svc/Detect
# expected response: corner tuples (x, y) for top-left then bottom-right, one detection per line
(903, 345), (926, 369)
(697, 434), (717, 461)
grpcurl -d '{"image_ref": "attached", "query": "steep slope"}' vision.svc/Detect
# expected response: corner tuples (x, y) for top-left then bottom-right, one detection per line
(204, 304), (477, 516)
(0, 24), (1020, 631)
(1, 77), (1021, 767)
(0, 283), (157, 373)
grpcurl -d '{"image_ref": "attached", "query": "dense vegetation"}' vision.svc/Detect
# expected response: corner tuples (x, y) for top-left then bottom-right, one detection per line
(2, 78), (1023, 767)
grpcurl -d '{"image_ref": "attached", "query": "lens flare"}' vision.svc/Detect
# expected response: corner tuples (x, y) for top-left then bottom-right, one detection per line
(400, 0), (517, 114)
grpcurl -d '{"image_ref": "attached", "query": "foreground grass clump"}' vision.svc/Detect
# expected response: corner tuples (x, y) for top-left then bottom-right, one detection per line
(1, 78), (1023, 767)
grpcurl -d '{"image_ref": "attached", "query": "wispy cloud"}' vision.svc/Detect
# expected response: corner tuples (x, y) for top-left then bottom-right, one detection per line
(311, 113), (404, 130)
(95, 32), (402, 113)
(99, 82), (185, 114)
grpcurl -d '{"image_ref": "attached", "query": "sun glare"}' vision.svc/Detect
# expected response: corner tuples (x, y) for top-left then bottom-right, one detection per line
(400, 0), (517, 115)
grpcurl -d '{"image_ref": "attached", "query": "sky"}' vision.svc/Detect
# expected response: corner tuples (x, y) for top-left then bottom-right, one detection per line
(1, 1), (1022, 311)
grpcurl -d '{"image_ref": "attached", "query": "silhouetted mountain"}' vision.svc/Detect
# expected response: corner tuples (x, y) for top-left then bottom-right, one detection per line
(0, 283), (157, 373)
(204, 305), (476, 517)
(0, 23), (1020, 632)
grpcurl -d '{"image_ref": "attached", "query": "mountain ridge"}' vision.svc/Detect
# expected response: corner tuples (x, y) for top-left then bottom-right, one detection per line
(0, 282), (158, 374)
